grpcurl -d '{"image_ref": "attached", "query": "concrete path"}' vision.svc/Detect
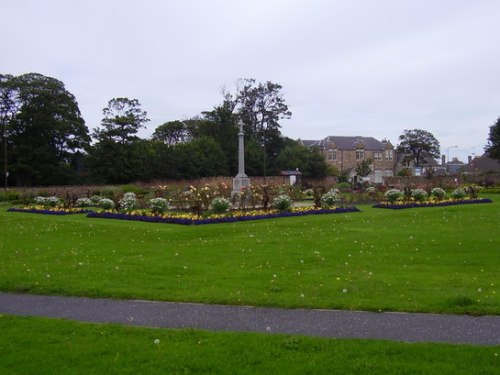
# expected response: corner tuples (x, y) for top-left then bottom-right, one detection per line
(1, 293), (499, 346)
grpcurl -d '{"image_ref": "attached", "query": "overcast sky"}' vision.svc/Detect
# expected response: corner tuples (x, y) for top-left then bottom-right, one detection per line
(2, 0), (499, 162)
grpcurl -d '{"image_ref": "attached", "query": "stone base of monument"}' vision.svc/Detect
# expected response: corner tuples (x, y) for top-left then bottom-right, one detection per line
(232, 175), (251, 194)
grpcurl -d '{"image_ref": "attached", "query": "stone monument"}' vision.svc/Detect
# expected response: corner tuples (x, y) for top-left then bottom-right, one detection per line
(232, 120), (251, 193)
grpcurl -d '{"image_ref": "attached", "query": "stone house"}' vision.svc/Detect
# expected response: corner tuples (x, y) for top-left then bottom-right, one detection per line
(300, 136), (396, 183)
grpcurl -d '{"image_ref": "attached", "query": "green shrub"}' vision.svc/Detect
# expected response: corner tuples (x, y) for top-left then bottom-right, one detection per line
(320, 189), (341, 208)
(384, 189), (403, 203)
(411, 188), (428, 202)
(430, 187), (446, 201)
(465, 184), (481, 199)
(272, 194), (292, 212)
(98, 198), (115, 210)
(451, 188), (466, 200)
(209, 197), (231, 214)
(75, 198), (93, 207)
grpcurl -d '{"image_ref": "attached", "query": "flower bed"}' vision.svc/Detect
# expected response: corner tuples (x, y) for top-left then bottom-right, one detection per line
(373, 198), (492, 210)
(7, 207), (91, 215)
(87, 206), (361, 225)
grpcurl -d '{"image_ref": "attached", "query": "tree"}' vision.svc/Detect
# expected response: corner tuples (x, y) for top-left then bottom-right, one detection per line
(485, 117), (500, 160)
(1, 73), (90, 185)
(275, 139), (329, 178)
(355, 158), (373, 178)
(0, 74), (19, 186)
(88, 98), (150, 183)
(396, 129), (440, 167)
(234, 79), (291, 176)
(93, 98), (149, 144)
(152, 120), (190, 145)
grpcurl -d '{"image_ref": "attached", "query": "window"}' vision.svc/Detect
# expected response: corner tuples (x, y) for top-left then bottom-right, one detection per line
(356, 148), (364, 160)
(374, 152), (383, 161)
(327, 149), (337, 161)
(385, 149), (393, 161)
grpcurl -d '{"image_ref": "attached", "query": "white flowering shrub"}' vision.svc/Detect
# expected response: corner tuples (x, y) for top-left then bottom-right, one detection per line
(411, 188), (428, 202)
(75, 197), (93, 207)
(119, 192), (137, 212)
(150, 197), (169, 214)
(209, 197), (230, 214)
(321, 189), (341, 208)
(98, 198), (115, 210)
(46, 196), (61, 207)
(33, 196), (47, 205)
(384, 189), (403, 203)
(451, 188), (466, 200)
(272, 194), (292, 212)
(430, 187), (446, 201)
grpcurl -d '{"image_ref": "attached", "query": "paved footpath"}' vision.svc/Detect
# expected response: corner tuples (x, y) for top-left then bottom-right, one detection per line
(1, 293), (499, 346)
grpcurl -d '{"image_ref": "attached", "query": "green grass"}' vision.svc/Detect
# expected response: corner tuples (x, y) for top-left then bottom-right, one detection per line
(0, 199), (499, 314)
(0, 315), (498, 375)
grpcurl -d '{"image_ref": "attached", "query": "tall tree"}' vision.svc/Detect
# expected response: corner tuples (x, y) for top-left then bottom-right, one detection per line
(397, 129), (440, 167)
(93, 98), (149, 144)
(1, 73), (90, 185)
(87, 98), (150, 183)
(485, 117), (500, 160)
(152, 120), (190, 145)
(0, 74), (19, 186)
(236, 79), (291, 145)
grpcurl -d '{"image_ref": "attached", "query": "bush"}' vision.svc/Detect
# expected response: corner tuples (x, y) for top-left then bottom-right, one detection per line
(34, 196), (61, 208)
(98, 198), (115, 210)
(451, 188), (466, 200)
(465, 184), (481, 199)
(321, 189), (341, 208)
(75, 197), (93, 207)
(384, 189), (403, 203)
(33, 196), (47, 205)
(411, 188), (428, 203)
(90, 195), (102, 205)
(272, 194), (292, 212)
(119, 192), (138, 212)
(149, 197), (169, 214)
(209, 197), (230, 214)
(430, 187), (446, 201)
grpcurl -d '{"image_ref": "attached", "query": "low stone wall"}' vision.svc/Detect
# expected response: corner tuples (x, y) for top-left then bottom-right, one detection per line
(384, 175), (500, 189)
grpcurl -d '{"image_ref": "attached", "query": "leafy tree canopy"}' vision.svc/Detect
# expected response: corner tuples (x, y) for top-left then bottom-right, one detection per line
(396, 129), (440, 167)
(93, 98), (149, 144)
(485, 117), (500, 160)
(1, 72), (90, 185)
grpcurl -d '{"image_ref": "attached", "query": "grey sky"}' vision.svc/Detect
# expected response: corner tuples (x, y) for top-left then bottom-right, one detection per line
(2, 0), (499, 162)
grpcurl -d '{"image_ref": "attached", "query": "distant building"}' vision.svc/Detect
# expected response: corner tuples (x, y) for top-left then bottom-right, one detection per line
(468, 155), (500, 173)
(300, 136), (396, 183)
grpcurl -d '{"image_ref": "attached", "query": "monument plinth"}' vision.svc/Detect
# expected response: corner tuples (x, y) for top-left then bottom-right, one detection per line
(232, 120), (251, 193)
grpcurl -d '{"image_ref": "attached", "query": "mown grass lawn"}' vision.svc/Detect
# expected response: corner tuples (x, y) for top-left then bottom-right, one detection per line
(1, 198), (499, 373)
(1, 197), (499, 315)
(1, 315), (498, 375)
